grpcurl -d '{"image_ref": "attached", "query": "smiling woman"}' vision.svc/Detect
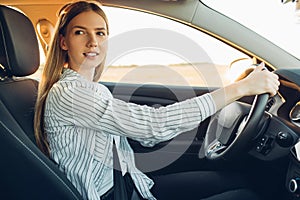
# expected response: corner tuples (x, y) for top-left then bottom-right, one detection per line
(0, 0), (296, 200)
(59, 10), (108, 80)
(32, 1), (280, 200)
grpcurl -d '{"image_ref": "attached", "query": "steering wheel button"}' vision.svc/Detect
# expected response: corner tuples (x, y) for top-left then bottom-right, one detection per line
(256, 145), (262, 152)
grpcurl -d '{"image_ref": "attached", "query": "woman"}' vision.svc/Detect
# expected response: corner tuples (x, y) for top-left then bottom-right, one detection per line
(34, 1), (280, 200)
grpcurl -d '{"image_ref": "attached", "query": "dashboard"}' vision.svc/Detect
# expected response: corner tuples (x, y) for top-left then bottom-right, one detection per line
(271, 68), (300, 198)
(247, 68), (300, 161)
(290, 102), (300, 127)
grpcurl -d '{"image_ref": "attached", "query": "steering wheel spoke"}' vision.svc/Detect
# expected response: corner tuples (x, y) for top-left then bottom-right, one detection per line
(202, 94), (269, 160)
(206, 140), (227, 159)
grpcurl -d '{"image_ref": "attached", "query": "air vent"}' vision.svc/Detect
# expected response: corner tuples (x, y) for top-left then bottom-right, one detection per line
(266, 97), (276, 112)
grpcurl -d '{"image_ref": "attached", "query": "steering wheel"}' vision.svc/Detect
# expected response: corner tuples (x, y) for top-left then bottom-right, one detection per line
(200, 93), (269, 160)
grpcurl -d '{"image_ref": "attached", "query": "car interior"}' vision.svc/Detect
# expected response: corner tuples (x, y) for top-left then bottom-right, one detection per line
(0, 5), (83, 199)
(0, 1), (300, 200)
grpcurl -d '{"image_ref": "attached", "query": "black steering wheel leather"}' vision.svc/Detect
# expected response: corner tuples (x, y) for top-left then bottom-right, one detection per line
(200, 93), (269, 160)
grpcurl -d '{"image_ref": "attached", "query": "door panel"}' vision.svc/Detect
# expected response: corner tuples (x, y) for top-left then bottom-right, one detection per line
(102, 81), (215, 174)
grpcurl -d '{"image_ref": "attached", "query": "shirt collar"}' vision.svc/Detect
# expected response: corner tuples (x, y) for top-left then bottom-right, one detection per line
(61, 68), (83, 81)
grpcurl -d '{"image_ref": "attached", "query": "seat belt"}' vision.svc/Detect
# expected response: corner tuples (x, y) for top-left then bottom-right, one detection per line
(112, 139), (143, 200)
(113, 140), (130, 200)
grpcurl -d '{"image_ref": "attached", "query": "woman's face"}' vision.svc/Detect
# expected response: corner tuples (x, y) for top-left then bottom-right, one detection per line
(60, 10), (108, 73)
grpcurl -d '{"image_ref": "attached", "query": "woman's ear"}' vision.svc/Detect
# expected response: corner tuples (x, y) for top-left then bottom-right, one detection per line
(59, 34), (68, 50)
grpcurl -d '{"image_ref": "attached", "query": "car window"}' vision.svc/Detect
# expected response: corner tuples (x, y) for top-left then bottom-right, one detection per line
(28, 6), (251, 88)
(201, 0), (300, 60)
(101, 7), (250, 87)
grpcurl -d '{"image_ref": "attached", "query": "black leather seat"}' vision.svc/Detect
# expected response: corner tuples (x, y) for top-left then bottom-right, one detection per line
(0, 5), (83, 199)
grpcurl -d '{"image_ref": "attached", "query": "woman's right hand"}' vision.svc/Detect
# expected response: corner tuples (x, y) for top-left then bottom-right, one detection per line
(211, 63), (280, 111)
(237, 63), (280, 97)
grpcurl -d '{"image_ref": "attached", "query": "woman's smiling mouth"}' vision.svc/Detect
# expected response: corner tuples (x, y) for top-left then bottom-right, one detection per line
(83, 52), (99, 57)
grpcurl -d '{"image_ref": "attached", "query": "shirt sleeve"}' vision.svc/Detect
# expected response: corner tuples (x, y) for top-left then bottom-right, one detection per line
(53, 82), (216, 145)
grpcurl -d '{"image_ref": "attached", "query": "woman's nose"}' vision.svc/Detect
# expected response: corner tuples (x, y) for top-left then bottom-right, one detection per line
(87, 34), (98, 47)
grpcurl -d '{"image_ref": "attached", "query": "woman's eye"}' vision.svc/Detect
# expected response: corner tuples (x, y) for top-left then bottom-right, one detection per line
(74, 30), (84, 35)
(97, 31), (106, 36)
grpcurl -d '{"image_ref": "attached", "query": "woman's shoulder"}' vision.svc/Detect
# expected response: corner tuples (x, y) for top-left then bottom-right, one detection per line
(51, 69), (112, 98)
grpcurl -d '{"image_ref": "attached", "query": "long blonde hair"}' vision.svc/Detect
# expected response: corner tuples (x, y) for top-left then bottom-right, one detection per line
(34, 0), (109, 156)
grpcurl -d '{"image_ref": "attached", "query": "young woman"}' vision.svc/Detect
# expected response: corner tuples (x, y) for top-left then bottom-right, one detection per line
(34, 1), (280, 200)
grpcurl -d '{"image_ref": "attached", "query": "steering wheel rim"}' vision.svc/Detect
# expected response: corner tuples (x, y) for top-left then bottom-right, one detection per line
(204, 93), (269, 160)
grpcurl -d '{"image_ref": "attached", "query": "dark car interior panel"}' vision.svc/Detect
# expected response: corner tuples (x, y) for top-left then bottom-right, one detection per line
(0, 5), (83, 199)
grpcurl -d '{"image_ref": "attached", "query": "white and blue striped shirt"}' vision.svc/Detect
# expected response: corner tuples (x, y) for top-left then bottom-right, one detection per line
(44, 68), (216, 200)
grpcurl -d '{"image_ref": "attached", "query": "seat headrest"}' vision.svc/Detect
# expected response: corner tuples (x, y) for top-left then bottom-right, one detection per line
(0, 5), (39, 77)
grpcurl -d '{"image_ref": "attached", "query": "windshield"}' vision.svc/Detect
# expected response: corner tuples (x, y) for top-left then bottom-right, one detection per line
(202, 0), (300, 60)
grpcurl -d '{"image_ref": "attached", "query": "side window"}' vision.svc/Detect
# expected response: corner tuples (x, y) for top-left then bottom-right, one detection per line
(102, 7), (250, 87)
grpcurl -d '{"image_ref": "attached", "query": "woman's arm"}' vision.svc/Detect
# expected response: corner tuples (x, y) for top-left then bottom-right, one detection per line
(52, 63), (279, 144)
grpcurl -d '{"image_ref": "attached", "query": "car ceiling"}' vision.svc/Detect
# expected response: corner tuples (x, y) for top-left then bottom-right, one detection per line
(0, 0), (198, 24)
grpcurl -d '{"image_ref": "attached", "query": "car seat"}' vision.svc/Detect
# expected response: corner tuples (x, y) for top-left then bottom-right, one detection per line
(0, 5), (83, 200)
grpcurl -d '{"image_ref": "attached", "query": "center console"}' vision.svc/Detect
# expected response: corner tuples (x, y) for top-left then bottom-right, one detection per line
(287, 141), (300, 199)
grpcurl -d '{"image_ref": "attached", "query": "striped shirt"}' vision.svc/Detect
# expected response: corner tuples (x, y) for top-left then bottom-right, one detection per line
(44, 68), (216, 200)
